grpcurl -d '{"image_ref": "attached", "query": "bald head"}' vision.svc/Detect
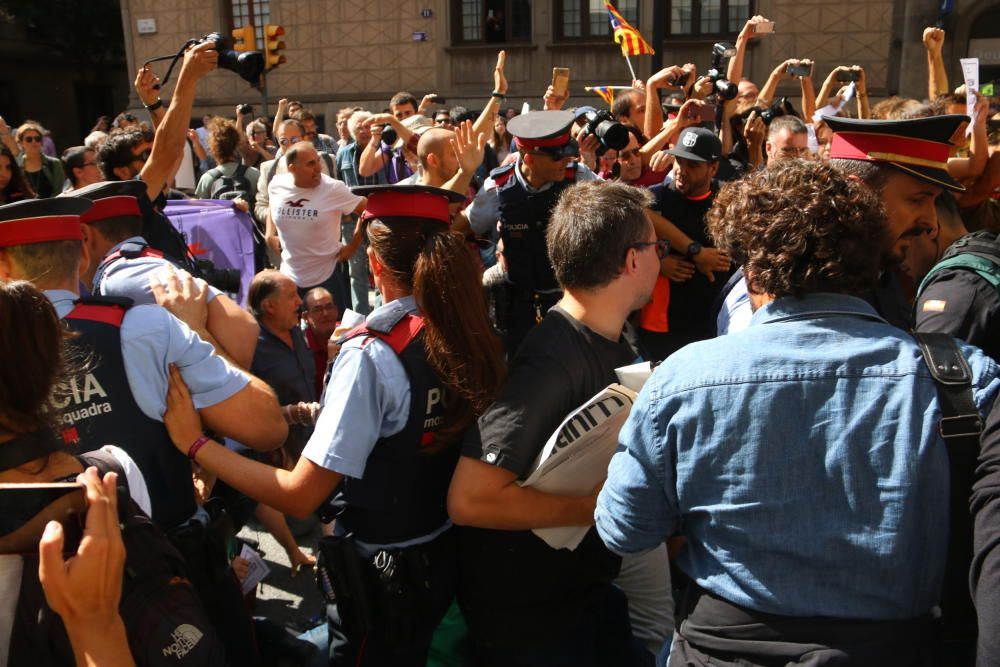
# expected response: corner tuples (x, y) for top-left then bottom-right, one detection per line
(416, 128), (460, 186)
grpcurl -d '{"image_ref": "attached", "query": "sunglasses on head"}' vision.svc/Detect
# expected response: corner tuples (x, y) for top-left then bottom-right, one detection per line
(22, 135), (42, 144)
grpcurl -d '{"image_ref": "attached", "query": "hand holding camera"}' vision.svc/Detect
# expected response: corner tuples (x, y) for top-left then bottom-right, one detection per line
(738, 15), (773, 44)
(181, 38), (220, 82)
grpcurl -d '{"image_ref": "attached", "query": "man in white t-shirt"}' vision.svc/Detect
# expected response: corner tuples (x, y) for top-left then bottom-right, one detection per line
(266, 143), (367, 312)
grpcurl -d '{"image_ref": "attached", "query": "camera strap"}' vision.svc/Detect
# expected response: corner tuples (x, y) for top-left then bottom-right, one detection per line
(0, 430), (66, 472)
(144, 40), (196, 91)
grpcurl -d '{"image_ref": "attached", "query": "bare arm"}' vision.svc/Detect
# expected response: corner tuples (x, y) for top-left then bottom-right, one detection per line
(948, 94), (990, 181)
(447, 457), (597, 530)
(854, 66), (871, 119)
(199, 374), (286, 452)
(472, 51), (508, 138)
(272, 98), (288, 142)
(134, 66), (166, 130)
(265, 210), (281, 256)
(924, 27), (949, 100)
(758, 59), (794, 107)
(644, 65), (685, 140)
(357, 121), (393, 178)
(798, 61), (816, 122)
(0, 116), (18, 155)
(206, 294), (260, 370)
(727, 16), (769, 84)
(815, 66), (849, 113)
(957, 152), (1000, 209)
(640, 99), (699, 157)
(139, 41), (218, 202)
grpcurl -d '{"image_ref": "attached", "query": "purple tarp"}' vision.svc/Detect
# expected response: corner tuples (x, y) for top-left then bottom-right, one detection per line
(163, 199), (256, 307)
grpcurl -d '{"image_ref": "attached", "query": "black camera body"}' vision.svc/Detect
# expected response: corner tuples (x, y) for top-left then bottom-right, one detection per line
(380, 126), (398, 146)
(758, 97), (796, 125)
(707, 42), (738, 102)
(581, 110), (629, 151)
(197, 32), (265, 85)
(196, 259), (241, 294)
(238, 103), (253, 116)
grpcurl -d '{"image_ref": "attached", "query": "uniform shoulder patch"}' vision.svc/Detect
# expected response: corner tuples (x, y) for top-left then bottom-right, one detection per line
(922, 299), (947, 312)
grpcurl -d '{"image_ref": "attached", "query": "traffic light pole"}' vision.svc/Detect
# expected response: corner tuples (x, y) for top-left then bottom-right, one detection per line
(260, 72), (269, 122)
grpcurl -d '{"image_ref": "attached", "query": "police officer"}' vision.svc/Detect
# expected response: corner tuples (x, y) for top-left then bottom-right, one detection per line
(73, 179), (260, 369)
(0, 197), (287, 665)
(465, 110), (599, 353)
(161, 184), (507, 666)
(826, 114), (969, 329)
(720, 115), (971, 335)
(915, 228), (1000, 362)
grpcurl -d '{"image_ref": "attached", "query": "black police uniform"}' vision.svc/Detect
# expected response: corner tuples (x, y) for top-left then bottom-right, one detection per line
(61, 297), (260, 666)
(320, 301), (459, 666)
(916, 230), (1000, 362)
(494, 110), (581, 354)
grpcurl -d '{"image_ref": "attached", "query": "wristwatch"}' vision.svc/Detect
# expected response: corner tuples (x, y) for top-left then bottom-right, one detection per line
(685, 241), (703, 259)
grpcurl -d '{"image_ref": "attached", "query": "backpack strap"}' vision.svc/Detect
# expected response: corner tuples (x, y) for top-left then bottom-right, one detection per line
(913, 331), (983, 635)
(918, 254), (1000, 298)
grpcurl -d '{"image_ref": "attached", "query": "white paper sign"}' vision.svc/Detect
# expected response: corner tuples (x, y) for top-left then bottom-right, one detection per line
(239, 543), (271, 595)
(960, 58), (979, 136)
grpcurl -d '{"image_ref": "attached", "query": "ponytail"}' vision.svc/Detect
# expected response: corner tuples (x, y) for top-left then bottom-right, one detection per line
(368, 219), (506, 447)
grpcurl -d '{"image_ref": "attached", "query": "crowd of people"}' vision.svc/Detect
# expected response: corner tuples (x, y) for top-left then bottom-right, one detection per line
(0, 14), (1000, 667)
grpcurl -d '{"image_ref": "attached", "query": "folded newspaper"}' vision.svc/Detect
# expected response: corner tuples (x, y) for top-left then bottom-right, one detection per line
(520, 362), (653, 551)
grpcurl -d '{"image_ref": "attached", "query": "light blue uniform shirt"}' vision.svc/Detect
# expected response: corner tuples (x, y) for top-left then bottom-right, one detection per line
(596, 293), (1000, 620)
(95, 236), (222, 306)
(465, 156), (599, 237)
(301, 296), (413, 479)
(46, 289), (248, 420)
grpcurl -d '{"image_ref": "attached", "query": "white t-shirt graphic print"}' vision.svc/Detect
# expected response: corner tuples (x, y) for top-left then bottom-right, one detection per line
(268, 172), (362, 286)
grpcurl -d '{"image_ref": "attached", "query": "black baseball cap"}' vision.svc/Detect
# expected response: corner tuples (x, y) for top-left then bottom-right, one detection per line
(667, 127), (722, 163)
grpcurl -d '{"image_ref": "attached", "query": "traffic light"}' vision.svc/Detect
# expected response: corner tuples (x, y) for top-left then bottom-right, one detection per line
(231, 24), (256, 52)
(264, 24), (287, 70)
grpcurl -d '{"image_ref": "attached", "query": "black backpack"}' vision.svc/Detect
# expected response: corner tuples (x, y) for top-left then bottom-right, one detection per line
(9, 450), (227, 667)
(916, 231), (1000, 301)
(207, 163), (253, 206)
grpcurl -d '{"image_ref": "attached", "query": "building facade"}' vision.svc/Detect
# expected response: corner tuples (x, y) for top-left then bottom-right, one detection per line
(118, 0), (1000, 128)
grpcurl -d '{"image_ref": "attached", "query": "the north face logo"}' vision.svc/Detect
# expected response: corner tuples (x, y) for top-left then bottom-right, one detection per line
(286, 198), (309, 207)
(682, 132), (697, 148)
(162, 624), (203, 658)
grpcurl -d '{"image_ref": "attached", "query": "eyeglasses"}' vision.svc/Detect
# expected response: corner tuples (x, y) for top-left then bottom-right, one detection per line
(279, 136), (301, 146)
(617, 149), (640, 161)
(22, 135), (42, 144)
(628, 239), (669, 259)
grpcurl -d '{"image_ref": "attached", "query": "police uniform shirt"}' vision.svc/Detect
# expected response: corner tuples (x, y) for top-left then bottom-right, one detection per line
(96, 236), (223, 305)
(464, 154), (599, 237)
(916, 269), (1000, 361)
(45, 289), (250, 419)
(301, 296), (415, 480)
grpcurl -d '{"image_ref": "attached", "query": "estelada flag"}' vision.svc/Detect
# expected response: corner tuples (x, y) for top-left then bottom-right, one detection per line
(590, 86), (616, 106)
(604, 1), (654, 56)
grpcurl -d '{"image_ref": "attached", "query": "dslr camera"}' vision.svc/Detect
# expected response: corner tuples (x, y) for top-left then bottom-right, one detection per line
(195, 32), (265, 85)
(580, 110), (629, 151)
(706, 42), (738, 101)
(196, 259), (241, 294)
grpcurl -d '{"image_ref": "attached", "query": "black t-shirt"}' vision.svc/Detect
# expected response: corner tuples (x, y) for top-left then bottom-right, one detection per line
(916, 268), (1000, 362)
(651, 181), (733, 338)
(458, 305), (638, 646)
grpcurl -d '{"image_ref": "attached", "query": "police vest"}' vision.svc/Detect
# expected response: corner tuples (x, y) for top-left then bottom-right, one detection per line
(92, 239), (167, 296)
(916, 230), (1000, 300)
(61, 297), (197, 529)
(330, 303), (457, 545)
(494, 161), (577, 293)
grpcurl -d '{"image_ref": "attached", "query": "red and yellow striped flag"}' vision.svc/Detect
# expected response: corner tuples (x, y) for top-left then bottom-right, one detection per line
(590, 86), (616, 107)
(604, 1), (654, 56)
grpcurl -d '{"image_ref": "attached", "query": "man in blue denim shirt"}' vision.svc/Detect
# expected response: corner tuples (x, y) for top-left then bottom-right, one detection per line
(596, 161), (1000, 664)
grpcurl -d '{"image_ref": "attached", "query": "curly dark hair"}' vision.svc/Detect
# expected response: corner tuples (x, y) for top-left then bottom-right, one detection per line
(706, 159), (886, 299)
(207, 116), (241, 163)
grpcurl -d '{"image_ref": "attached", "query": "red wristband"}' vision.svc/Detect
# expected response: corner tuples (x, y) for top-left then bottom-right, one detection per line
(188, 435), (210, 460)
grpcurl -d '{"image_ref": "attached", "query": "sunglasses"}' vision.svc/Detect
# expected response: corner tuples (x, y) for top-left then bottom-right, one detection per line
(22, 135), (42, 144)
(131, 149), (151, 164)
(628, 239), (670, 259)
(279, 136), (301, 146)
